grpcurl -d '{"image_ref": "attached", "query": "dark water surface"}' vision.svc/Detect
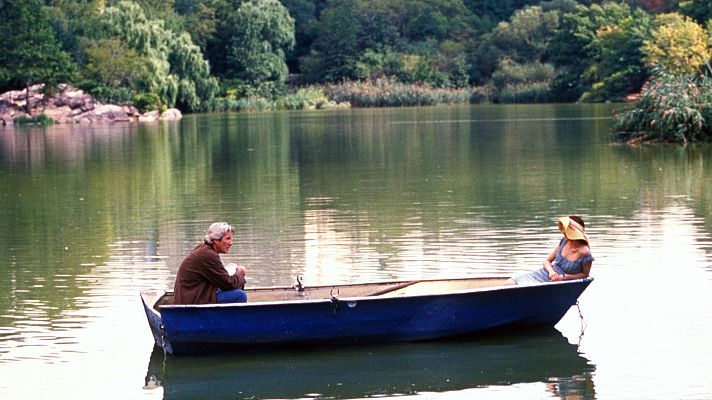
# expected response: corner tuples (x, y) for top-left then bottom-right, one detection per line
(1, 104), (711, 399)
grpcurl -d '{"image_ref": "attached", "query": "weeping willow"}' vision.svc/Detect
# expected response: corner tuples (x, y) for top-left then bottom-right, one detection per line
(104, 1), (218, 111)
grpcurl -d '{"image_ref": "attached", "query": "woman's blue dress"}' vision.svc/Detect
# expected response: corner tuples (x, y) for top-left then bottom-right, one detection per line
(513, 238), (594, 284)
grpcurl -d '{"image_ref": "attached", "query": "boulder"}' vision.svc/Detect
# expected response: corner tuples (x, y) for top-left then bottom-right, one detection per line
(139, 110), (160, 122)
(122, 104), (141, 118)
(92, 104), (130, 122)
(57, 89), (94, 110)
(160, 108), (183, 121)
(42, 105), (73, 123)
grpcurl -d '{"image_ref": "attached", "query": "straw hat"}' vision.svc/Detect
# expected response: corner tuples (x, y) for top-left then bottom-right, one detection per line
(557, 216), (589, 244)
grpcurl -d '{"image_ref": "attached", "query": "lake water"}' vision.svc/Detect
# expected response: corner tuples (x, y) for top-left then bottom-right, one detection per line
(1, 104), (711, 399)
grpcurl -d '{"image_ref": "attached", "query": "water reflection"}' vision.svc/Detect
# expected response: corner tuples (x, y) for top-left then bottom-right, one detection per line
(144, 330), (595, 400)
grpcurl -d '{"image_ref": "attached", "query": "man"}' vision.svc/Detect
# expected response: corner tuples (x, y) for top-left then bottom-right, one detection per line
(173, 222), (247, 304)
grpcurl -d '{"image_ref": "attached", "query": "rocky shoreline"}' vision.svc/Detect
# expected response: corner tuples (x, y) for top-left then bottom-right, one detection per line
(0, 84), (182, 126)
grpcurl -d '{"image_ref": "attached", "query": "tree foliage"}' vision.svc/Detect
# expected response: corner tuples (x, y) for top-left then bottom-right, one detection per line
(82, 38), (151, 103)
(300, 0), (480, 87)
(5, 0), (712, 116)
(678, 0), (712, 23)
(548, 2), (650, 102)
(104, 1), (218, 111)
(0, 0), (76, 98)
(200, 0), (295, 98)
(642, 13), (711, 76)
(226, 0), (295, 90)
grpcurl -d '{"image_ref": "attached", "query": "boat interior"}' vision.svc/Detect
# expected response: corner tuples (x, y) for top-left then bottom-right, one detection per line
(153, 277), (509, 309)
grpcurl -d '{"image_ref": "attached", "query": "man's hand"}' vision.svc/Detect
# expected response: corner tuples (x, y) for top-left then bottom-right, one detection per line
(236, 265), (247, 277)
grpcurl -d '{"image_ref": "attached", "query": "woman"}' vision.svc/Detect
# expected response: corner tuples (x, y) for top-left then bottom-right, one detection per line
(508, 216), (593, 284)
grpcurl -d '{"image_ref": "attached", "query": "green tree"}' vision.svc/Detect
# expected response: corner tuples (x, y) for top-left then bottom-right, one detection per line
(469, 5), (559, 92)
(302, 0), (479, 86)
(642, 13), (711, 76)
(104, 1), (218, 111)
(82, 38), (151, 103)
(548, 2), (650, 102)
(579, 11), (652, 102)
(490, 6), (559, 63)
(43, 0), (105, 60)
(205, 0), (294, 97)
(225, 0), (295, 93)
(174, 0), (219, 52)
(0, 0), (76, 112)
(301, 0), (360, 82)
(679, 0), (712, 24)
(279, 0), (321, 72)
(463, 0), (540, 23)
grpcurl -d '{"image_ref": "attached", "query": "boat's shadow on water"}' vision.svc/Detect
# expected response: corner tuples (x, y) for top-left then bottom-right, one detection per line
(144, 329), (596, 399)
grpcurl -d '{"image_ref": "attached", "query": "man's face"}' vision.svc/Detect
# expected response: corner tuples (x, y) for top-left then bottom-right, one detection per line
(213, 231), (233, 254)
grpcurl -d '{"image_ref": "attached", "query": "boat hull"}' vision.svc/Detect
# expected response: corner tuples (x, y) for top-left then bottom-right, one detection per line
(141, 277), (592, 354)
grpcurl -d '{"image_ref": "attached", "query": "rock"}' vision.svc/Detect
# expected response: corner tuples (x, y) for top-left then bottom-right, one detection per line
(0, 84), (183, 125)
(160, 108), (183, 121)
(92, 104), (131, 122)
(42, 105), (73, 123)
(139, 110), (160, 122)
(122, 104), (141, 117)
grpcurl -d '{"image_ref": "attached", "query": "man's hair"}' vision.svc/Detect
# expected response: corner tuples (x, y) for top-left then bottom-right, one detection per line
(203, 222), (234, 244)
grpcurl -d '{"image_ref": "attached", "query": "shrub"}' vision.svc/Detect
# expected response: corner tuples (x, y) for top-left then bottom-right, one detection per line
(613, 74), (712, 143)
(13, 114), (54, 126)
(86, 85), (132, 105)
(276, 87), (330, 110)
(497, 82), (553, 103)
(132, 92), (162, 113)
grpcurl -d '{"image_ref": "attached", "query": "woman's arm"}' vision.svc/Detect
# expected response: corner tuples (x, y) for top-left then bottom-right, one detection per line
(558, 262), (592, 281)
(549, 263), (592, 281)
(543, 245), (560, 280)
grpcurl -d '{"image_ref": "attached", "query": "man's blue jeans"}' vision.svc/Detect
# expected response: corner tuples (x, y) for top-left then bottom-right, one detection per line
(216, 288), (248, 303)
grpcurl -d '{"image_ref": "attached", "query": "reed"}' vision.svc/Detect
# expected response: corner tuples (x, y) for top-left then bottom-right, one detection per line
(613, 74), (712, 144)
(205, 96), (275, 112)
(320, 77), (474, 107)
(496, 82), (552, 103)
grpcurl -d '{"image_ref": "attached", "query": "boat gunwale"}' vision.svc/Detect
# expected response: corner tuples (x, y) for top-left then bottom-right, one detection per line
(146, 276), (593, 310)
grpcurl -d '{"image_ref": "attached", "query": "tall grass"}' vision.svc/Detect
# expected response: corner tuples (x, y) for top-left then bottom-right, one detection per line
(613, 74), (712, 144)
(201, 78), (492, 113)
(490, 60), (554, 103)
(496, 82), (552, 103)
(204, 87), (349, 112)
(320, 77), (477, 107)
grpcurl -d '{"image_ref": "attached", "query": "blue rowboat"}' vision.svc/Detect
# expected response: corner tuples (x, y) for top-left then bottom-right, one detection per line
(141, 277), (593, 355)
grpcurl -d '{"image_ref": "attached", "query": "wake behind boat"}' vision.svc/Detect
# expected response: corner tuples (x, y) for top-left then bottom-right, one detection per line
(141, 276), (593, 355)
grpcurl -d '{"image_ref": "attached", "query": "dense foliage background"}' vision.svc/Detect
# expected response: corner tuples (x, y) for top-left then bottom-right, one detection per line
(2, 0), (712, 121)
